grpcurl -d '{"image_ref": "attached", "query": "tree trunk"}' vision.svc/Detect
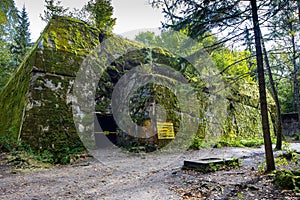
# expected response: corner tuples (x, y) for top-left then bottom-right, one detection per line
(293, 0), (300, 122)
(291, 33), (300, 122)
(250, 0), (275, 171)
(260, 30), (283, 150)
(297, 0), (300, 20)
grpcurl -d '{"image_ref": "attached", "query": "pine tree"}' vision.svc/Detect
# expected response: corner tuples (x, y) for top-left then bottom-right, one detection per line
(151, 0), (244, 40)
(268, 0), (300, 121)
(83, 0), (116, 32)
(0, 0), (19, 50)
(12, 5), (31, 66)
(0, 0), (19, 90)
(2, 0), (18, 42)
(40, 0), (68, 22)
(0, 39), (12, 90)
(250, 0), (275, 171)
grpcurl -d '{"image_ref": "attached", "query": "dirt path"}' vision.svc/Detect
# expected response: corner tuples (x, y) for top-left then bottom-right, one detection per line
(0, 144), (299, 200)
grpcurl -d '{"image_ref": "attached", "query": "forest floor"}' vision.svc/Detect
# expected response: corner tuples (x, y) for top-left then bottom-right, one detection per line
(0, 143), (299, 200)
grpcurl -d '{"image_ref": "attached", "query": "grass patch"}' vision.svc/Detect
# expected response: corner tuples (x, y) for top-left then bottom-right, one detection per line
(189, 136), (267, 150)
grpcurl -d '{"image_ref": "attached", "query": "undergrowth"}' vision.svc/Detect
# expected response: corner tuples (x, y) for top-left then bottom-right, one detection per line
(0, 136), (17, 152)
(0, 136), (86, 165)
(189, 136), (269, 150)
(271, 169), (300, 192)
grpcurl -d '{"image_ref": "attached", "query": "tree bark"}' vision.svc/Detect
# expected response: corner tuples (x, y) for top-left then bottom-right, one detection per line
(291, 34), (300, 123)
(297, 0), (300, 20)
(294, 0), (300, 122)
(260, 30), (283, 150)
(250, 0), (275, 171)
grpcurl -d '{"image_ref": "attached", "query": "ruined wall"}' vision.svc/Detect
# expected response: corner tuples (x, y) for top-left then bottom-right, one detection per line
(0, 16), (100, 151)
(0, 44), (36, 142)
(282, 113), (300, 136)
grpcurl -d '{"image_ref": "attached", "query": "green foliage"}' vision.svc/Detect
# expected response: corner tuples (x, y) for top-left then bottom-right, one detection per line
(275, 157), (289, 166)
(268, 45), (298, 113)
(277, 149), (299, 165)
(282, 141), (291, 151)
(0, 40), (35, 141)
(40, 0), (69, 22)
(0, 0), (18, 41)
(0, 0), (19, 90)
(44, 141), (86, 164)
(215, 138), (265, 148)
(237, 193), (243, 199)
(267, 0), (300, 113)
(272, 169), (300, 192)
(268, 0), (299, 39)
(135, 30), (254, 83)
(11, 5), (31, 66)
(294, 133), (300, 141)
(189, 136), (203, 150)
(135, 30), (216, 56)
(1, 139), (86, 165)
(257, 161), (266, 173)
(82, 0), (116, 31)
(189, 137), (267, 150)
(0, 39), (14, 91)
(135, 31), (157, 45)
(0, 135), (16, 152)
(276, 77), (294, 113)
(151, 0), (243, 40)
(211, 49), (253, 82)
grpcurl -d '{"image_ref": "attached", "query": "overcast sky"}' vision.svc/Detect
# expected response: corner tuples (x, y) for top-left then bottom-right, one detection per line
(14, 0), (164, 41)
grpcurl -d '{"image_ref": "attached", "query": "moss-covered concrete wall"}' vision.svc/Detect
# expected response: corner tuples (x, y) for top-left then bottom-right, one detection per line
(0, 45), (36, 142)
(0, 15), (276, 154)
(0, 16), (100, 150)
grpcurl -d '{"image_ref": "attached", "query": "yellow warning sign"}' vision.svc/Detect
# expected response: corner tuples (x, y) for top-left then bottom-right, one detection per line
(157, 122), (175, 139)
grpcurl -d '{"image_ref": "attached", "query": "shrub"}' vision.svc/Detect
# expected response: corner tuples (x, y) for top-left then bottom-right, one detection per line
(272, 169), (300, 192)
(0, 136), (15, 152)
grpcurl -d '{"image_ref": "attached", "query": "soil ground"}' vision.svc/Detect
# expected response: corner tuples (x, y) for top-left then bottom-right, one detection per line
(0, 143), (299, 200)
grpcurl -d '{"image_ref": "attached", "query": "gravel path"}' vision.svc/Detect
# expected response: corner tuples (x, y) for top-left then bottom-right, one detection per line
(0, 144), (299, 199)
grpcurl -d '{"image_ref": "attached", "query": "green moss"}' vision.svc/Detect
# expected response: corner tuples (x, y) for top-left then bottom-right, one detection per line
(43, 15), (100, 55)
(0, 16), (100, 160)
(0, 42), (37, 141)
(273, 169), (300, 192)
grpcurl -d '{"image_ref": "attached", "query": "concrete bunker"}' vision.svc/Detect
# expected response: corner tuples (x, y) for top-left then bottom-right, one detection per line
(0, 16), (276, 157)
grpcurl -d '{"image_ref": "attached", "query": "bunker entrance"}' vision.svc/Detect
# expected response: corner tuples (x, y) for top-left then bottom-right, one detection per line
(94, 113), (118, 147)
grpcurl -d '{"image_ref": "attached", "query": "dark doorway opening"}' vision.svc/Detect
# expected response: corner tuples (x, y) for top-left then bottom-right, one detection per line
(94, 113), (118, 147)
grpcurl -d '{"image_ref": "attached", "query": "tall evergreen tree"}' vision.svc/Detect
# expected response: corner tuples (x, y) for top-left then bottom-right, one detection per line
(0, 0), (19, 90)
(250, 0), (275, 171)
(260, 32), (283, 150)
(11, 5), (31, 66)
(40, 0), (68, 22)
(150, 0), (246, 41)
(82, 0), (116, 31)
(268, 0), (300, 120)
(0, 39), (12, 90)
(1, 0), (18, 43)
